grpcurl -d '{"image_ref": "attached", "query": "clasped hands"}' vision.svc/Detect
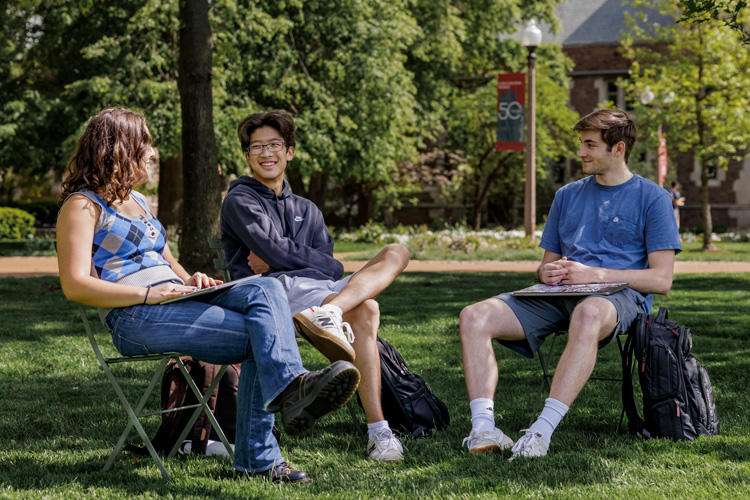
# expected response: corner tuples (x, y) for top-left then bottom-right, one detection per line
(538, 257), (603, 285)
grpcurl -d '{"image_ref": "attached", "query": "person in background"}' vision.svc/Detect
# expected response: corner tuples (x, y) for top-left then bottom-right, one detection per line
(668, 181), (685, 229)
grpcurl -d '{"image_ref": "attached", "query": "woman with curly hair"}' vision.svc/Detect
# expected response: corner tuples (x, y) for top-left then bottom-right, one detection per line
(57, 108), (359, 483)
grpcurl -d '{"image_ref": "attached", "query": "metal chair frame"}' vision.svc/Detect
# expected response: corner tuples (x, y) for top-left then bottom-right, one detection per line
(79, 305), (233, 481)
(530, 330), (633, 432)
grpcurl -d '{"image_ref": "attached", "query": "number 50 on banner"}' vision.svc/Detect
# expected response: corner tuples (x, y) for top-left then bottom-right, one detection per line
(496, 73), (526, 152)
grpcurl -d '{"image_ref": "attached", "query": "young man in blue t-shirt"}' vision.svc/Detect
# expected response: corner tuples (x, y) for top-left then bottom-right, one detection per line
(459, 109), (682, 459)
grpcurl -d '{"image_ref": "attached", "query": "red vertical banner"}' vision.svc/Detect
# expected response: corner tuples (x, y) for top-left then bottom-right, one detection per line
(496, 73), (526, 151)
(657, 126), (667, 186)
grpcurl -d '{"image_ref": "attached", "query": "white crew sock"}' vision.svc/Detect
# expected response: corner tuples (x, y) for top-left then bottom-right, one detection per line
(530, 397), (569, 445)
(469, 398), (496, 433)
(367, 419), (391, 439)
(319, 303), (343, 318)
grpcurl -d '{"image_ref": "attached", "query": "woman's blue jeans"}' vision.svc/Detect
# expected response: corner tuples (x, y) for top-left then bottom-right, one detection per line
(105, 277), (306, 473)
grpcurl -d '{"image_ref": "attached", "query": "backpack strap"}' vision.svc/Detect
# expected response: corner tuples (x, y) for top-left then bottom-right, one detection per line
(655, 306), (669, 324)
(621, 317), (651, 439)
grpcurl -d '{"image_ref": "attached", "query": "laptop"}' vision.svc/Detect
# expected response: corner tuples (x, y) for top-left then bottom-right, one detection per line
(513, 282), (629, 297)
(161, 274), (261, 304)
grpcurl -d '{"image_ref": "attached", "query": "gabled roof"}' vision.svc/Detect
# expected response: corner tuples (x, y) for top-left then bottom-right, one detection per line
(541, 0), (674, 46)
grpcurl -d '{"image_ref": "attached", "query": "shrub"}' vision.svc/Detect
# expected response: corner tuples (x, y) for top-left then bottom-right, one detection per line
(3, 199), (59, 226)
(0, 207), (36, 240)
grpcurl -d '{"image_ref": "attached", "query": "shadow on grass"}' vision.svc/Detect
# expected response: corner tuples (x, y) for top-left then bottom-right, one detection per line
(1, 273), (748, 497)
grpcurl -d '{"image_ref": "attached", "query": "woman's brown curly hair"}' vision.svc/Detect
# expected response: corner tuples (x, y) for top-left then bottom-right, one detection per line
(60, 108), (152, 206)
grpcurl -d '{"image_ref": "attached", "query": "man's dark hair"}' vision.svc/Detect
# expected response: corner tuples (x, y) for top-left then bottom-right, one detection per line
(671, 181), (678, 188)
(574, 108), (637, 162)
(237, 111), (296, 152)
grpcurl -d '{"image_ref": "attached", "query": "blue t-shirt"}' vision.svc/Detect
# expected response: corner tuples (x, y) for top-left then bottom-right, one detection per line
(540, 174), (682, 313)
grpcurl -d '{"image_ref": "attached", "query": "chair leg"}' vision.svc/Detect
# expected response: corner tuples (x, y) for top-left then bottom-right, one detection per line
(530, 332), (559, 427)
(102, 356), (172, 481)
(346, 401), (362, 434)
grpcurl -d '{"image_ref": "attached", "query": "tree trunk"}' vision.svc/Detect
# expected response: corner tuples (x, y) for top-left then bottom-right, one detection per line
(157, 152), (183, 230)
(694, 29), (716, 252)
(177, 0), (221, 272)
(700, 160), (716, 251)
(307, 172), (328, 211)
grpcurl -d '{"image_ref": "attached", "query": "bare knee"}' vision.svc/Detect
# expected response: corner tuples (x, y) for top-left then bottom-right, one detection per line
(460, 299), (524, 346)
(459, 302), (492, 345)
(346, 299), (380, 338)
(569, 300), (614, 343)
(383, 243), (410, 270)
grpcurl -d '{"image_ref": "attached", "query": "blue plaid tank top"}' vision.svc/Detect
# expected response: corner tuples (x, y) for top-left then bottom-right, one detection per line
(73, 189), (182, 287)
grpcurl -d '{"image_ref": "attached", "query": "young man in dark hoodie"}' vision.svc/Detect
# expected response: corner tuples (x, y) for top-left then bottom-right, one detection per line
(221, 111), (410, 462)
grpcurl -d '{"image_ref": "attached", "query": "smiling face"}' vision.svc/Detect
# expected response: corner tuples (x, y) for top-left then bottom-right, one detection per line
(577, 129), (623, 177)
(245, 126), (295, 194)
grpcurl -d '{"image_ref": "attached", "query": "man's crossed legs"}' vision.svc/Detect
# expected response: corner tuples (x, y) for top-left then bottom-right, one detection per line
(286, 243), (410, 462)
(460, 289), (641, 459)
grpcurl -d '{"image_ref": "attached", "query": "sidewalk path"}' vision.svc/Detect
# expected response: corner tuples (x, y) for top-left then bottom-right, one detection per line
(2, 256), (750, 277)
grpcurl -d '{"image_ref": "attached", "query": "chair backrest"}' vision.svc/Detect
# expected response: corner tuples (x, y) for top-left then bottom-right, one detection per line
(207, 237), (232, 282)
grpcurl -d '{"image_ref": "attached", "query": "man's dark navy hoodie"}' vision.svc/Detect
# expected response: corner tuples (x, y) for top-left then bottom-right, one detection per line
(220, 176), (344, 282)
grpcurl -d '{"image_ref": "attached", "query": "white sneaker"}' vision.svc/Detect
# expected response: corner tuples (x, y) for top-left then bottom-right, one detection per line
(462, 428), (514, 454)
(367, 427), (403, 462)
(293, 306), (356, 363)
(205, 439), (234, 458)
(509, 429), (549, 460)
(178, 439), (234, 458)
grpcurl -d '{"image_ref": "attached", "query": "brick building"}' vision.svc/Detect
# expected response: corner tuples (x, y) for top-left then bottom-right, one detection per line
(544, 0), (750, 232)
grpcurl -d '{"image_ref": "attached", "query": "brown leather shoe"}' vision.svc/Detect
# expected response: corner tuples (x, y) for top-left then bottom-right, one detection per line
(271, 360), (360, 436)
(235, 462), (310, 483)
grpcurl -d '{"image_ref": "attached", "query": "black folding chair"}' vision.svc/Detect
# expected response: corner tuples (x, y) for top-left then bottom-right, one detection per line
(530, 330), (632, 432)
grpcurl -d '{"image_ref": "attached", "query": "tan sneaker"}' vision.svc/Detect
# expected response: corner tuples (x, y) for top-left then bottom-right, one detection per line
(293, 306), (356, 362)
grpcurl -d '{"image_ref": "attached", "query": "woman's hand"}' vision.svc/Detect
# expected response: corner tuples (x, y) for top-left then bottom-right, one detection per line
(144, 283), (202, 304)
(184, 272), (222, 289)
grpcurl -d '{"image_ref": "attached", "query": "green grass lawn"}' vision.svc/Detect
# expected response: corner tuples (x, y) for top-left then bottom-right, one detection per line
(336, 240), (750, 262)
(1, 273), (749, 499)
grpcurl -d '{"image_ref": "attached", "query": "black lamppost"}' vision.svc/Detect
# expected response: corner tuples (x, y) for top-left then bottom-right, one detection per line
(522, 19), (542, 239)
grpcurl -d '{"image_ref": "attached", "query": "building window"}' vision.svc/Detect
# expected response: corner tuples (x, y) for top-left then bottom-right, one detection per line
(596, 77), (634, 111)
(691, 157), (725, 187)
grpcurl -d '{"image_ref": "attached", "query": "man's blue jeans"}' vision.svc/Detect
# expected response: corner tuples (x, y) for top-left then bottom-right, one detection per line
(105, 277), (306, 473)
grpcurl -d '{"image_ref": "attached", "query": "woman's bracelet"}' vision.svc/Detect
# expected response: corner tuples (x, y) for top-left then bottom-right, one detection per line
(143, 287), (151, 305)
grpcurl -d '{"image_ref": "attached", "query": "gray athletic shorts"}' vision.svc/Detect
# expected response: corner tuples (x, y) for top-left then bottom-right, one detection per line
(278, 274), (353, 315)
(494, 288), (647, 358)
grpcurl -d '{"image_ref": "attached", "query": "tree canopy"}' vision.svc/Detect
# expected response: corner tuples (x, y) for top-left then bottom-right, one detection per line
(624, 0), (750, 249)
(1, 0), (574, 243)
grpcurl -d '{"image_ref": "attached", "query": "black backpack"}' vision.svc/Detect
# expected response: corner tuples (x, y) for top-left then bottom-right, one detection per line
(366, 337), (450, 438)
(125, 358), (242, 456)
(622, 307), (719, 441)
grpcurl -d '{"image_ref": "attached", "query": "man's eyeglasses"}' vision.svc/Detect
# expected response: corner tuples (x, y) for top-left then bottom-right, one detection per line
(246, 142), (287, 155)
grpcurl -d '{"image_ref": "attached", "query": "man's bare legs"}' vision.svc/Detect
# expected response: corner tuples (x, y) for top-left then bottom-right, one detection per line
(548, 298), (618, 405)
(459, 296), (618, 456)
(316, 242), (408, 422)
(460, 298), (526, 402)
(321, 295), (385, 423)
(324, 244), (409, 313)
(313, 243), (408, 461)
